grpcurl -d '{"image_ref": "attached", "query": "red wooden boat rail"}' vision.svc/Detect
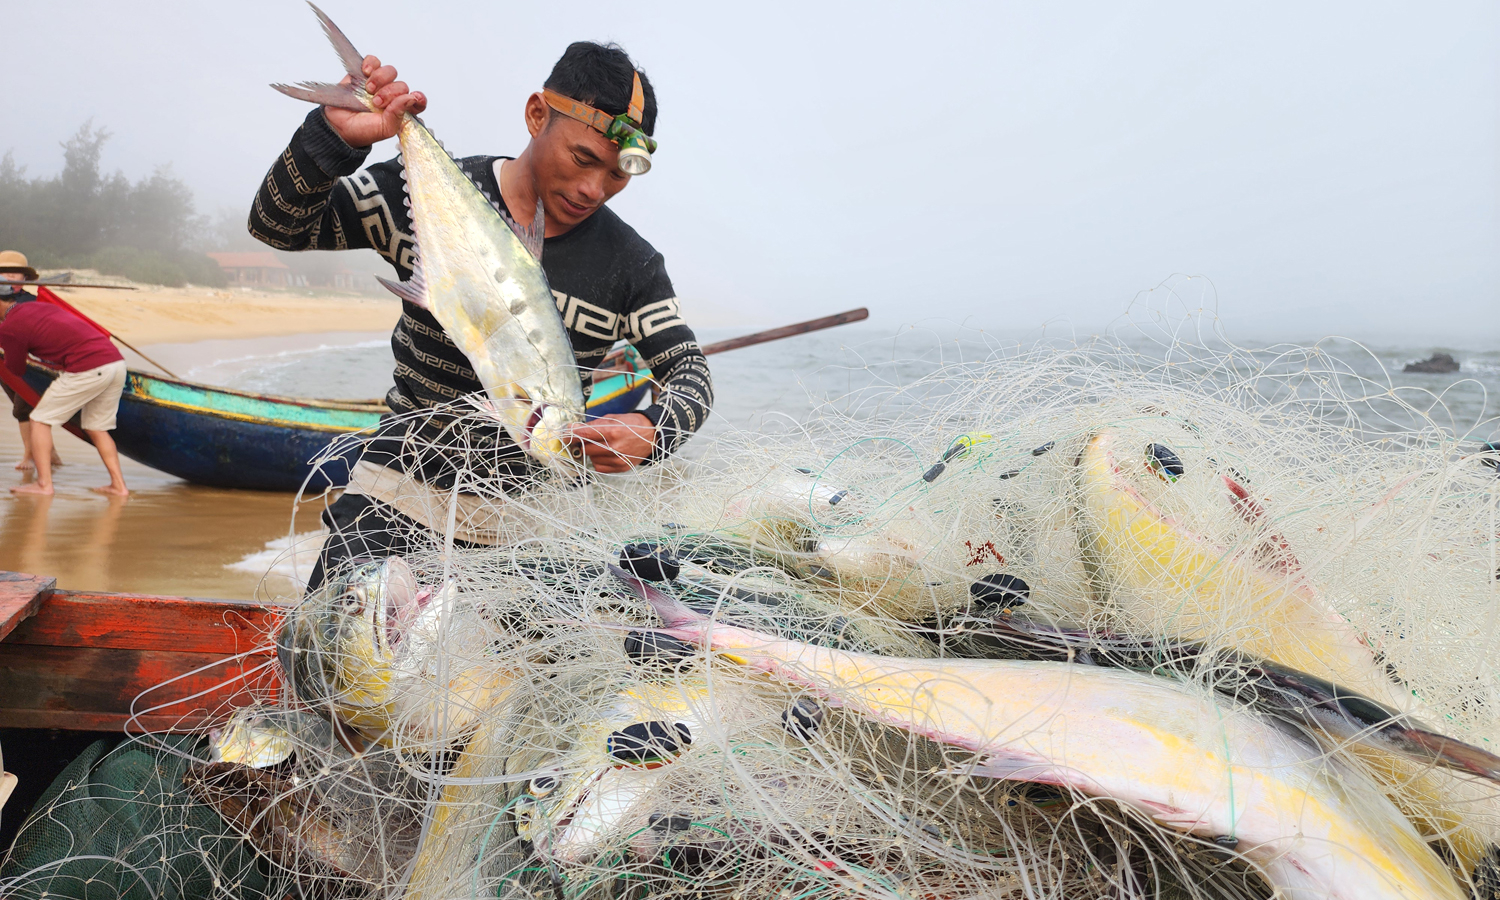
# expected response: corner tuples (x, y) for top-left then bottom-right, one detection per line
(0, 574), (285, 732)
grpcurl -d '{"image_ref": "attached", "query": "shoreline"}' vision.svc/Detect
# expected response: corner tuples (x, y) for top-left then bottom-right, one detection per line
(33, 280), (402, 345)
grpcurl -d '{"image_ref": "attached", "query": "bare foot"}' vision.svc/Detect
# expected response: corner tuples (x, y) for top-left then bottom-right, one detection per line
(13, 458), (33, 471)
(91, 485), (129, 497)
(12, 482), (54, 495)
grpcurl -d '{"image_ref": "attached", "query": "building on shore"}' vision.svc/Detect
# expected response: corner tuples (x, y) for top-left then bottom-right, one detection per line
(206, 252), (291, 287)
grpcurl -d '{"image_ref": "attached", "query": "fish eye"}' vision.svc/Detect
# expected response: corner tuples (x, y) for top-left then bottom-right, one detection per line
(969, 573), (1030, 611)
(1144, 443), (1185, 482)
(608, 720), (692, 763)
(528, 774), (558, 797)
(782, 698), (825, 739)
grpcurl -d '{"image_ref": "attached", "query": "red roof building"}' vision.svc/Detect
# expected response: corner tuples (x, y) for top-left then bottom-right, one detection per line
(207, 252), (290, 287)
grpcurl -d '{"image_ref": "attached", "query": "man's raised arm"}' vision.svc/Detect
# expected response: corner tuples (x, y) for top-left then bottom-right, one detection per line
(248, 56), (426, 258)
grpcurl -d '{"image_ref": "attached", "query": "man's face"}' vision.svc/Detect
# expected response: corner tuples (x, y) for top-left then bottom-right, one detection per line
(525, 95), (633, 231)
(0, 273), (22, 284)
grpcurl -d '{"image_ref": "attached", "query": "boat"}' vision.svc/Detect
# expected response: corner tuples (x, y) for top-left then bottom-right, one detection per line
(11, 353), (655, 492)
(0, 573), (280, 733)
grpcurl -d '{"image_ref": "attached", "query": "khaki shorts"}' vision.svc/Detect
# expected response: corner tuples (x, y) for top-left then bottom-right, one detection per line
(31, 360), (127, 431)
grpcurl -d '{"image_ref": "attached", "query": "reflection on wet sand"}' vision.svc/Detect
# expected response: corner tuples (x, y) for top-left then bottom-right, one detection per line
(0, 420), (323, 601)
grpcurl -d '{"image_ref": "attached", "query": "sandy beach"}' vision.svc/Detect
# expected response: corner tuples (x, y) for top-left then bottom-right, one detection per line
(36, 274), (402, 345)
(0, 275), (392, 600)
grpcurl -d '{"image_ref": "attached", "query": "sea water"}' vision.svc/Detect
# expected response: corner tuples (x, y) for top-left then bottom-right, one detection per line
(212, 326), (1500, 443)
(0, 325), (1491, 599)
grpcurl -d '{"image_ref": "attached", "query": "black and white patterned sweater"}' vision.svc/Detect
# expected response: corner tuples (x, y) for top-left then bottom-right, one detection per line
(248, 109), (713, 488)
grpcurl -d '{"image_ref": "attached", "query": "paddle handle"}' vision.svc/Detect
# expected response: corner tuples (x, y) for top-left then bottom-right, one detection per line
(36, 286), (182, 380)
(699, 307), (869, 356)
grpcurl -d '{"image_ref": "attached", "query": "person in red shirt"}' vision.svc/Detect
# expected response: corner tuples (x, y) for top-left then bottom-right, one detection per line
(0, 256), (129, 497)
(0, 253), (63, 472)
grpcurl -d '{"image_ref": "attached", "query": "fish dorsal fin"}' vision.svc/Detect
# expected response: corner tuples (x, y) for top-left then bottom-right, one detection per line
(502, 198), (545, 262)
(308, 2), (366, 81)
(377, 264), (428, 309)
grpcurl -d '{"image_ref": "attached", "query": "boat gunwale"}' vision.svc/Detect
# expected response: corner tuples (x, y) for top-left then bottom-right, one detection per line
(121, 389), (380, 434)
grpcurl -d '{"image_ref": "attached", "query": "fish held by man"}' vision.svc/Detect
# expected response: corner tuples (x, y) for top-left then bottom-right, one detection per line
(612, 564), (1467, 900)
(272, 3), (587, 473)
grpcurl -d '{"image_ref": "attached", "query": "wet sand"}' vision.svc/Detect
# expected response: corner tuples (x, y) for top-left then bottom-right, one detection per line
(0, 332), (381, 601)
(0, 421), (326, 601)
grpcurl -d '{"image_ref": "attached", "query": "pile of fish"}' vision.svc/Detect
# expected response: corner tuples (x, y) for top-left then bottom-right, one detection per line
(169, 390), (1499, 900)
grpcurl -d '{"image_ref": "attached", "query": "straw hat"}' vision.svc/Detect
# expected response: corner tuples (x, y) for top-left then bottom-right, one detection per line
(0, 251), (37, 281)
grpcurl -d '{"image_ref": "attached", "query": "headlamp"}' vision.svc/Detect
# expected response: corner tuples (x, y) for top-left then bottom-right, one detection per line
(608, 117), (657, 175)
(543, 70), (657, 175)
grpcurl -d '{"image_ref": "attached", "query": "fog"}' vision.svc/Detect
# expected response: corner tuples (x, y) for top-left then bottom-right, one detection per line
(8, 1), (1496, 341)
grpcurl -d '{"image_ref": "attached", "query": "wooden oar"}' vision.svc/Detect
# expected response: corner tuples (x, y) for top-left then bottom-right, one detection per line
(31, 281), (139, 291)
(35, 286), (183, 380)
(699, 307), (869, 356)
(600, 307), (870, 371)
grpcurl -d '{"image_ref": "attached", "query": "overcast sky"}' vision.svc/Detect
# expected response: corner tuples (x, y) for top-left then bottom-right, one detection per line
(7, 2), (1497, 342)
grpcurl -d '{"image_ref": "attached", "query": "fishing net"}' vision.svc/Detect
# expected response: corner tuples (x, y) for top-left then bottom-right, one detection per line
(4, 289), (1499, 899)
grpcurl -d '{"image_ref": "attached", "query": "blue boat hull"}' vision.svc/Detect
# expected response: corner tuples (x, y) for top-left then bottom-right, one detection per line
(111, 394), (366, 492)
(21, 362), (653, 493)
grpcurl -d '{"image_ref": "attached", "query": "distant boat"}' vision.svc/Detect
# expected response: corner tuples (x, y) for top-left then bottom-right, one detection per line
(18, 355), (654, 492)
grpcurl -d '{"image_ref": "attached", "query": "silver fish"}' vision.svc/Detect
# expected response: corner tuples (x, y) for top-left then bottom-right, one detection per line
(615, 565), (1467, 900)
(274, 3), (587, 473)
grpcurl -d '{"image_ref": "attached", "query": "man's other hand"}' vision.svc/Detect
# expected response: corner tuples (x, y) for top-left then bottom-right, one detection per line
(571, 413), (655, 474)
(325, 55), (427, 148)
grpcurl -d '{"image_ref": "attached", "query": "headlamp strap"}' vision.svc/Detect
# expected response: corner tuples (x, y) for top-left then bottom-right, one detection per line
(626, 71), (644, 126)
(542, 90), (618, 136)
(542, 70), (647, 143)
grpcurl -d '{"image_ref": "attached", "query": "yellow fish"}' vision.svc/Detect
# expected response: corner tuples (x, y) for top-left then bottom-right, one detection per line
(1075, 427), (1499, 868)
(616, 564), (1466, 900)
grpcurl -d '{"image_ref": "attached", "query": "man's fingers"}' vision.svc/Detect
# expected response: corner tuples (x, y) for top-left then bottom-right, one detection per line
(366, 64), (399, 92)
(372, 81), (409, 107)
(389, 91), (426, 116)
(361, 55), (381, 77)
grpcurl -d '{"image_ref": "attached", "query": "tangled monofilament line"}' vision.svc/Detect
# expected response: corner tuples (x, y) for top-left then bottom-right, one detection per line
(4, 297), (1498, 900)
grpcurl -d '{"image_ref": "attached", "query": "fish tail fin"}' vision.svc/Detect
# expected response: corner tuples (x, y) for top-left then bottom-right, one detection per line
(1397, 726), (1500, 784)
(271, 81), (369, 112)
(607, 563), (704, 628)
(307, 2), (367, 80)
(271, 3), (372, 112)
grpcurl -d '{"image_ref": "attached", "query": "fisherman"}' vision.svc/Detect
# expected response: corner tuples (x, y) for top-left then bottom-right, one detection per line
(0, 251), (129, 497)
(0, 252), (65, 473)
(248, 42), (713, 589)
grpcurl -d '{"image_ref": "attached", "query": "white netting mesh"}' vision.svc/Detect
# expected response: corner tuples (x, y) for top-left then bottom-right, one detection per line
(5, 297), (1499, 899)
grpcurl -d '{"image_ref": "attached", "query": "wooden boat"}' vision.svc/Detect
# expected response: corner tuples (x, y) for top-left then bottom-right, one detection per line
(15, 354), (655, 492)
(0, 574), (280, 732)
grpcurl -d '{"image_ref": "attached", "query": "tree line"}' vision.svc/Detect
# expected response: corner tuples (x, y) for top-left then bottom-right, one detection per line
(0, 123), (226, 288)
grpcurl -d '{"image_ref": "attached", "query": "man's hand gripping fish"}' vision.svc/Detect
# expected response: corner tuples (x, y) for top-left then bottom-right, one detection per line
(611, 565), (1467, 900)
(274, 4), (587, 473)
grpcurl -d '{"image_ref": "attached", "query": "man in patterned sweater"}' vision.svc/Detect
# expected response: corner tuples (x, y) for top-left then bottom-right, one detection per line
(248, 42), (714, 590)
